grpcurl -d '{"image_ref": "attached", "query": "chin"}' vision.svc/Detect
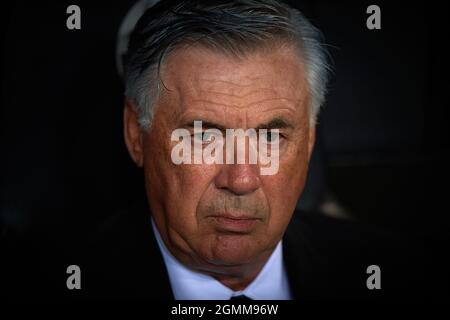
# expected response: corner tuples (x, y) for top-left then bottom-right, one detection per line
(202, 233), (266, 267)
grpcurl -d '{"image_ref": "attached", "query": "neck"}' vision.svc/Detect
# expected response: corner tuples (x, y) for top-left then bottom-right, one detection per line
(199, 249), (273, 291)
(212, 264), (265, 291)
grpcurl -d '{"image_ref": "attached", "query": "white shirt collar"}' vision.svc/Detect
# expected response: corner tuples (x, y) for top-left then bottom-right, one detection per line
(151, 217), (292, 300)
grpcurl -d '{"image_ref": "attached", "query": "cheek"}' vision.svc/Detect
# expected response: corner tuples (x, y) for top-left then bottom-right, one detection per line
(172, 165), (217, 209)
(144, 119), (217, 215)
(157, 162), (219, 229)
(262, 145), (310, 220)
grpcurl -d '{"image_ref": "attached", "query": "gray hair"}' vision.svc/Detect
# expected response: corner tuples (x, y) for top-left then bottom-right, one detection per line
(123, 0), (330, 130)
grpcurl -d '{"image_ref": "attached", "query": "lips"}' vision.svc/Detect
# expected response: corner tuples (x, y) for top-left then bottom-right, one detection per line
(208, 213), (260, 233)
(211, 213), (259, 220)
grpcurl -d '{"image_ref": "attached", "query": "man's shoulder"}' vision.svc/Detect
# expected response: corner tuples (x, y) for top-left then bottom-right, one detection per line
(81, 207), (174, 299)
(284, 211), (429, 299)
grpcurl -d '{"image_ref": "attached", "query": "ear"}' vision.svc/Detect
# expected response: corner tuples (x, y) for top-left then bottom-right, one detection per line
(124, 100), (144, 167)
(307, 125), (316, 161)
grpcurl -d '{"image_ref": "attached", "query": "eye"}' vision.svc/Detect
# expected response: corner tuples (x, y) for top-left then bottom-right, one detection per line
(260, 130), (281, 144)
(192, 131), (217, 144)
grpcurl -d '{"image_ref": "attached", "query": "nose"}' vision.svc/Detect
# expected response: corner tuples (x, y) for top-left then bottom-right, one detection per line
(214, 163), (261, 195)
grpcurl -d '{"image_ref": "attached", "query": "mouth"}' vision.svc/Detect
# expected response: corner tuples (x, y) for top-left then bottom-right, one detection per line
(208, 213), (261, 233)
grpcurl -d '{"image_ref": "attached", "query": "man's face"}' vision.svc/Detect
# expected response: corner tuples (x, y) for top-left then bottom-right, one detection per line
(124, 45), (315, 277)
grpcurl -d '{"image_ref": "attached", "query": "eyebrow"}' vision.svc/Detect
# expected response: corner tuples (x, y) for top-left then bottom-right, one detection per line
(183, 117), (294, 131)
(255, 117), (295, 131)
(184, 120), (227, 131)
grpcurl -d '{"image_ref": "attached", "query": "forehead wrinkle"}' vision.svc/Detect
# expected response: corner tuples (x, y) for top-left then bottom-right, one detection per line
(164, 77), (305, 123)
(197, 77), (283, 98)
(196, 88), (279, 100)
(187, 99), (242, 111)
(197, 78), (256, 88)
(179, 109), (219, 118)
(193, 74), (306, 110)
(189, 78), (304, 112)
(196, 73), (279, 89)
(161, 45), (308, 124)
(246, 97), (304, 112)
(188, 96), (302, 113)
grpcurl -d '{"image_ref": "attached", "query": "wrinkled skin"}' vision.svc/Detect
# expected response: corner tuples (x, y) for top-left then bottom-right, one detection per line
(124, 44), (315, 290)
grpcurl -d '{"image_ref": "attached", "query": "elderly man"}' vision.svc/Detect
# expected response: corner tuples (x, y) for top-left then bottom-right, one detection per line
(87, 0), (424, 300)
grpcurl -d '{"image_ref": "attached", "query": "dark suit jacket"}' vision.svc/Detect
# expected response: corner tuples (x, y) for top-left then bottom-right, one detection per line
(80, 202), (429, 300)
